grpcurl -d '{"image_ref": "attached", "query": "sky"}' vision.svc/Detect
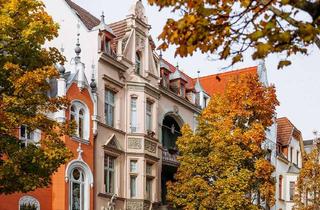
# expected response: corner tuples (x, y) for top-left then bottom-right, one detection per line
(73, 0), (320, 140)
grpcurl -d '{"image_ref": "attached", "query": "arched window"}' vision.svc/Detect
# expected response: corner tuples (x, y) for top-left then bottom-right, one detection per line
(19, 195), (40, 210)
(135, 52), (141, 74)
(70, 101), (89, 141)
(66, 157), (93, 210)
(70, 168), (85, 210)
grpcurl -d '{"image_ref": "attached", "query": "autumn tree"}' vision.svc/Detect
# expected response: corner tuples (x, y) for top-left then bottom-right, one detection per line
(166, 74), (279, 209)
(294, 141), (320, 209)
(148, 0), (320, 69)
(0, 0), (72, 194)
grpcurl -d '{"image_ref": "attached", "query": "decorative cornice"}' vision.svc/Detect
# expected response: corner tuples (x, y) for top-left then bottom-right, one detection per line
(99, 53), (128, 72)
(160, 87), (201, 113)
(103, 74), (125, 88)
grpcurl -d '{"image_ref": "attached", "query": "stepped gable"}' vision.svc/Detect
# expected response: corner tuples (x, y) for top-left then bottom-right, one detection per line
(276, 117), (302, 146)
(65, 0), (100, 30)
(196, 66), (257, 96)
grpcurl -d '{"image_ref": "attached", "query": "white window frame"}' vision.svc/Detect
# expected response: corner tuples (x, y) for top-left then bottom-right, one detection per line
(146, 101), (153, 131)
(130, 97), (138, 133)
(19, 125), (41, 147)
(19, 195), (40, 210)
(70, 101), (89, 141)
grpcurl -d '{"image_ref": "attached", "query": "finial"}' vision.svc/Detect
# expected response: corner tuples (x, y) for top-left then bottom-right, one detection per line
(100, 11), (105, 24)
(74, 31), (81, 62)
(90, 62), (97, 93)
(57, 63), (66, 76)
(77, 143), (83, 160)
(159, 50), (163, 60)
(197, 70), (200, 78)
(60, 44), (65, 54)
(176, 62), (179, 70)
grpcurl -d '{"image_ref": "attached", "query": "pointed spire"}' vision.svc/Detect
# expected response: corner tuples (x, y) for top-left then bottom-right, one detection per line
(197, 70), (200, 79)
(100, 11), (105, 24)
(159, 50), (163, 60)
(176, 62), (179, 70)
(75, 23), (81, 63)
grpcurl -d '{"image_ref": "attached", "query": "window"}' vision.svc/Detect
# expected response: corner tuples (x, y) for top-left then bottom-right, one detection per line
(130, 176), (137, 198)
(146, 101), (152, 131)
(146, 163), (153, 200)
(180, 83), (185, 97)
(130, 160), (138, 173)
(290, 147), (293, 162)
(130, 97), (137, 133)
(146, 178), (152, 200)
(19, 196), (40, 210)
(289, 181), (295, 201)
(70, 102), (89, 140)
(279, 175), (283, 199)
(146, 163), (152, 176)
(105, 90), (115, 127)
(19, 125), (41, 147)
(296, 151), (299, 166)
(104, 155), (115, 194)
(203, 96), (208, 108)
(135, 52), (141, 74)
(195, 93), (200, 106)
(70, 168), (85, 210)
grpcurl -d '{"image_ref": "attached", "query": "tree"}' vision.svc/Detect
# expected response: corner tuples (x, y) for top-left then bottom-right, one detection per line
(294, 142), (320, 209)
(166, 74), (279, 209)
(148, 0), (320, 69)
(0, 0), (72, 194)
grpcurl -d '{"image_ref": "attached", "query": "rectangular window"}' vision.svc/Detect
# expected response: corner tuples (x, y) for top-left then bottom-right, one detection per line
(203, 96), (208, 108)
(289, 181), (295, 201)
(105, 90), (115, 127)
(146, 101), (152, 131)
(130, 97), (137, 133)
(297, 151), (299, 166)
(104, 154), (115, 193)
(146, 178), (152, 200)
(180, 84), (185, 97)
(130, 176), (137, 198)
(146, 163), (152, 176)
(130, 160), (138, 173)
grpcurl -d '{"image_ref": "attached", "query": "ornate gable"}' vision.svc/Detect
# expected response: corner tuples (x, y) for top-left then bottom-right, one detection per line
(104, 134), (123, 151)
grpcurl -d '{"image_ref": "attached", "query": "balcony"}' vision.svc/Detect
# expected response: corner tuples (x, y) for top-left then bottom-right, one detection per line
(162, 148), (179, 167)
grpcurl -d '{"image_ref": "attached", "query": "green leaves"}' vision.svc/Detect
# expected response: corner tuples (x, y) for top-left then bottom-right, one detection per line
(0, 0), (71, 194)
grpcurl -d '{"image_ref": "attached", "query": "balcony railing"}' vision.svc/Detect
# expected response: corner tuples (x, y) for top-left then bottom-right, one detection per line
(162, 148), (179, 167)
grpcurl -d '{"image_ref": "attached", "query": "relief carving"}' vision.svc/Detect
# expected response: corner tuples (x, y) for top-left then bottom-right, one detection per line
(128, 138), (142, 149)
(145, 140), (156, 153)
(127, 200), (143, 210)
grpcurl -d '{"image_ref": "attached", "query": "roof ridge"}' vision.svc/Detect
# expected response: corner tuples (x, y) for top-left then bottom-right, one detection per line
(198, 66), (258, 80)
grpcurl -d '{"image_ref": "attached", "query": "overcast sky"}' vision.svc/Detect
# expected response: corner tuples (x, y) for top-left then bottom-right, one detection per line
(72, 0), (320, 140)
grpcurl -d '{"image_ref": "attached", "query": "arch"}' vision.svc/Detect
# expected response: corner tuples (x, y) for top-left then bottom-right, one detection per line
(19, 195), (40, 210)
(65, 158), (93, 210)
(163, 112), (184, 128)
(70, 100), (90, 141)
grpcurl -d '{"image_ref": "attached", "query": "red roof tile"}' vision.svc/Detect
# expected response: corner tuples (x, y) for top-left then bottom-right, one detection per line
(276, 117), (302, 145)
(65, 0), (100, 30)
(197, 66), (258, 96)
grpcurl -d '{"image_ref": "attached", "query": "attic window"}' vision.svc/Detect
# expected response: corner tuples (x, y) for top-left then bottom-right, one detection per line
(180, 83), (185, 97)
(135, 52), (141, 75)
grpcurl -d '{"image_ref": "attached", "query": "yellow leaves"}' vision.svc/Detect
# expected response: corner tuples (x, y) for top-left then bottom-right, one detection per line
(168, 74), (278, 209)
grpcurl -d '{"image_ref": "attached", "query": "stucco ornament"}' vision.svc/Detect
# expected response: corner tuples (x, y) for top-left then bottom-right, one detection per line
(135, 1), (147, 23)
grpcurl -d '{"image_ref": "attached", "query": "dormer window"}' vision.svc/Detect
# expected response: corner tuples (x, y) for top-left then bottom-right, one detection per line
(70, 101), (89, 141)
(105, 38), (111, 54)
(135, 52), (141, 74)
(180, 83), (185, 97)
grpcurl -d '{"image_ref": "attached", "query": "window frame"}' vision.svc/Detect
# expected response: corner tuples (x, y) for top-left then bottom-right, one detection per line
(289, 181), (295, 201)
(69, 101), (89, 141)
(130, 96), (138, 133)
(146, 100), (153, 132)
(105, 89), (115, 127)
(135, 52), (141, 75)
(104, 154), (116, 194)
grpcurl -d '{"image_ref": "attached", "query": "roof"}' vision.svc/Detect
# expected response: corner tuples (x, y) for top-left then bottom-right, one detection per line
(65, 0), (100, 30)
(276, 117), (302, 146)
(108, 20), (128, 42)
(197, 66), (258, 96)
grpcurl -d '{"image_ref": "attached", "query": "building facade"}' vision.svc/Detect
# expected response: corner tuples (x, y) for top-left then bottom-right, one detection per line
(275, 117), (304, 210)
(0, 0), (285, 210)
